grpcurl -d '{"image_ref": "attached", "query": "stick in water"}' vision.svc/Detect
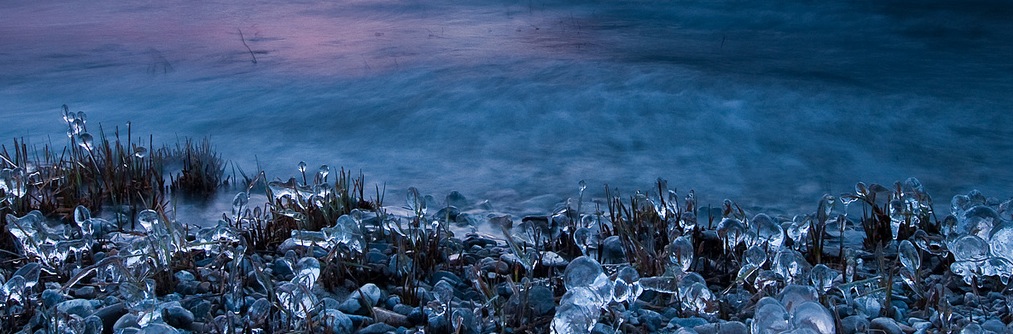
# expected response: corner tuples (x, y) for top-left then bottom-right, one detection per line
(238, 28), (257, 64)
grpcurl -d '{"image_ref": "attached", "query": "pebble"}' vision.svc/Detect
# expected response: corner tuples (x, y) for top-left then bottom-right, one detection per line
(981, 318), (1006, 333)
(72, 286), (97, 299)
(670, 317), (708, 329)
(840, 315), (870, 334)
(163, 304), (195, 329)
(527, 285), (555, 316)
(315, 309), (354, 334)
(41, 289), (67, 308)
(357, 322), (395, 334)
(114, 313), (140, 331)
(870, 317), (903, 334)
(638, 309), (664, 331)
(93, 302), (127, 332)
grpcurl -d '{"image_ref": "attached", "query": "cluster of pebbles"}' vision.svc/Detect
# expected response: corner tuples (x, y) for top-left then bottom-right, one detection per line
(2, 176), (1013, 334)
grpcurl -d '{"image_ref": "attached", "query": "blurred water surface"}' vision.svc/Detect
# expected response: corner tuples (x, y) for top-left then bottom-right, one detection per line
(2, 0), (1011, 216)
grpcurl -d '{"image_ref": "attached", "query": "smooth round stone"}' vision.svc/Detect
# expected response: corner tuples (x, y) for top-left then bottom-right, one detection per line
(42, 289), (67, 308)
(72, 286), (97, 299)
(320, 297), (341, 310)
(357, 322), (395, 334)
(870, 317), (903, 334)
(407, 307), (427, 326)
(163, 305), (194, 329)
(638, 309), (664, 331)
(717, 321), (748, 334)
(840, 315), (871, 334)
(981, 319), (1006, 333)
(386, 295), (401, 309)
(528, 285), (555, 316)
(273, 258), (295, 278)
(114, 313), (140, 331)
(431, 270), (464, 287)
(174, 270), (195, 282)
(93, 302), (127, 332)
(365, 250), (389, 266)
(315, 309), (353, 334)
(670, 317), (708, 329)
(138, 323), (180, 334)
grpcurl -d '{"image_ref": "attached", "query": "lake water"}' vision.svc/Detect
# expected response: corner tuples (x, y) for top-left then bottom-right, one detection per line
(3, 0), (1012, 217)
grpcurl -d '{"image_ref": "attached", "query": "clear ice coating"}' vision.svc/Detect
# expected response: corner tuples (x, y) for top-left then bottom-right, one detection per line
(751, 297), (791, 334)
(277, 282), (318, 320)
(989, 222), (1013, 264)
(612, 265), (641, 304)
(773, 249), (812, 285)
(681, 281), (718, 318)
(751, 213), (785, 250)
(193, 219), (242, 256)
(667, 236), (694, 273)
(791, 301), (836, 333)
(950, 235), (989, 263)
(808, 264), (837, 294)
(899, 239), (921, 273)
(553, 256), (614, 334)
(716, 217), (746, 252)
(293, 257), (321, 290)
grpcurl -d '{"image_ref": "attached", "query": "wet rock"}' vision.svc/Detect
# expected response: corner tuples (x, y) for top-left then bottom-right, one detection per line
(72, 286), (97, 299)
(163, 305), (195, 329)
(114, 313), (140, 331)
(840, 315), (870, 334)
(407, 305), (427, 323)
(339, 283), (383, 315)
(717, 321), (748, 334)
(42, 289), (67, 308)
(638, 309), (664, 332)
(138, 323), (180, 334)
(528, 285), (555, 316)
(982, 318), (1006, 333)
(870, 317), (903, 334)
(94, 302), (127, 332)
(316, 309), (353, 334)
(670, 317), (708, 329)
(357, 322), (395, 334)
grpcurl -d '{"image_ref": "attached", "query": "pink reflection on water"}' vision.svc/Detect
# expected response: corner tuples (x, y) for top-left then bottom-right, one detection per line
(1, 1), (602, 78)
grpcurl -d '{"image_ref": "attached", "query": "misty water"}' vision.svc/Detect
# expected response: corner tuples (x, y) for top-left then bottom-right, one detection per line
(3, 0), (1012, 216)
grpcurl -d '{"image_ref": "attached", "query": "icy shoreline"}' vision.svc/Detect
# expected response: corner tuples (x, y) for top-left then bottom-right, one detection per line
(2, 112), (1013, 333)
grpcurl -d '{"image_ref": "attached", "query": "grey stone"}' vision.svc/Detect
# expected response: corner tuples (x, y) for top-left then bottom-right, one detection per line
(670, 317), (708, 329)
(356, 322), (395, 334)
(840, 315), (870, 334)
(114, 313), (139, 331)
(138, 323), (180, 334)
(41, 289), (67, 308)
(316, 309), (353, 334)
(638, 309), (664, 331)
(528, 285), (555, 316)
(717, 321), (748, 334)
(981, 319), (1006, 334)
(174, 270), (195, 282)
(93, 302), (127, 332)
(870, 317), (903, 334)
(163, 305), (195, 329)
(72, 286), (96, 299)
